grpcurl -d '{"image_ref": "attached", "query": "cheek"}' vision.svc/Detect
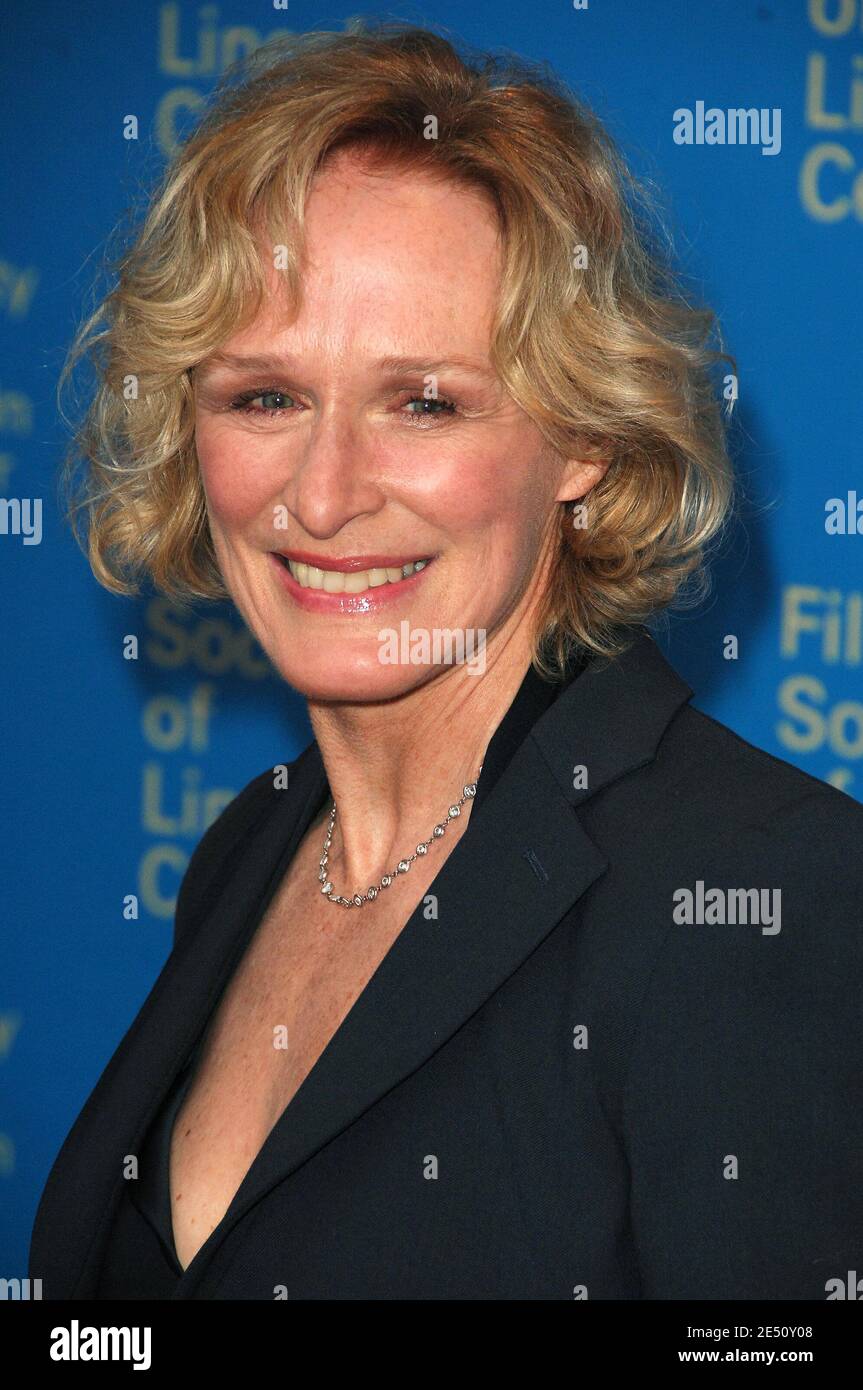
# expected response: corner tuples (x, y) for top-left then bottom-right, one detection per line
(411, 443), (533, 536)
(428, 445), (550, 556)
(195, 422), (277, 529)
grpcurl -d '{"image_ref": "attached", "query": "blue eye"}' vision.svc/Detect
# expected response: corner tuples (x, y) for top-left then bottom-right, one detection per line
(230, 389), (293, 415)
(403, 395), (458, 425)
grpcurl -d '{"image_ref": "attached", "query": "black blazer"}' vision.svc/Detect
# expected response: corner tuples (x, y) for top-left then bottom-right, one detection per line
(29, 629), (863, 1299)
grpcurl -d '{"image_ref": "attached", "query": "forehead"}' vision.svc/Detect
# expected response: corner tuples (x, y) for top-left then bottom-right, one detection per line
(304, 148), (501, 248)
(240, 154), (504, 362)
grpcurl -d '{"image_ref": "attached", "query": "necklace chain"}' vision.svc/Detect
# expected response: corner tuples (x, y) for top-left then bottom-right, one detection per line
(318, 764), (484, 908)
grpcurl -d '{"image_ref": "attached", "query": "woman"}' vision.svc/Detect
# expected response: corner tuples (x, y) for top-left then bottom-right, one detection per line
(31, 24), (863, 1300)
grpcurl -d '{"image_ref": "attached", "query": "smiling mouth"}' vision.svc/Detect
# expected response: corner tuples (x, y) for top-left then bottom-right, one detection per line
(276, 556), (433, 594)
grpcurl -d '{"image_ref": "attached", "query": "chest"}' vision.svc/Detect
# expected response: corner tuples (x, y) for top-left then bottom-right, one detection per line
(167, 846), (444, 1270)
(161, 901), (628, 1296)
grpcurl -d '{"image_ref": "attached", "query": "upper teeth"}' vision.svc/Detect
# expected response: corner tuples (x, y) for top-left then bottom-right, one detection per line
(285, 558), (430, 592)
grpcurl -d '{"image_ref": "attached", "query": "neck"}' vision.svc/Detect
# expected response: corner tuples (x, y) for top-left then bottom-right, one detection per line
(306, 633), (538, 890)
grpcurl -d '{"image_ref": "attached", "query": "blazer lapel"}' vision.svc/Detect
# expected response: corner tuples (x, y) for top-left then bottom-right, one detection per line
(174, 629), (693, 1298)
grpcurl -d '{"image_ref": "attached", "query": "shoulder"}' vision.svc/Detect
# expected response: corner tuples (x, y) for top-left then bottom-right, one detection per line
(577, 697), (863, 1112)
(596, 708), (863, 1294)
(580, 695), (863, 899)
(649, 698), (863, 851)
(172, 758), (293, 952)
(638, 699), (863, 953)
(616, 700), (863, 1096)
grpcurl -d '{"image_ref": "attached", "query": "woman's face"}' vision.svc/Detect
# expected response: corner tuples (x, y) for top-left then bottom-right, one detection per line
(194, 151), (595, 701)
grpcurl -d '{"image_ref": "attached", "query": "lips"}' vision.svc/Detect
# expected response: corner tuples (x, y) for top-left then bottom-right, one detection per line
(277, 551), (431, 573)
(269, 551), (434, 613)
(277, 555), (431, 594)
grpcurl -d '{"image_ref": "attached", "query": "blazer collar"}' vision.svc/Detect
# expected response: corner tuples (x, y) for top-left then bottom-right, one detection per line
(60, 627), (691, 1298)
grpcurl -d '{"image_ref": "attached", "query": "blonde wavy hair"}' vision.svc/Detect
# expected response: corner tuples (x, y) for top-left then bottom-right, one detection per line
(59, 20), (737, 679)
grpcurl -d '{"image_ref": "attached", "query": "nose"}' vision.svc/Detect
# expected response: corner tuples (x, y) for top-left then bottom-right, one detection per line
(278, 403), (387, 541)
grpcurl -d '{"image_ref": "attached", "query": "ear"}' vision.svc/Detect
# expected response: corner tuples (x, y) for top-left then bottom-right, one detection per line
(554, 453), (611, 504)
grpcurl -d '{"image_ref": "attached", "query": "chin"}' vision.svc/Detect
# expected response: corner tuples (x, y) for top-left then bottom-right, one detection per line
(269, 645), (442, 704)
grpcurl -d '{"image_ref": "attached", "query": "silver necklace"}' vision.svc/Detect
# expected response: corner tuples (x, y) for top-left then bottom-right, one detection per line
(318, 764), (483, 908)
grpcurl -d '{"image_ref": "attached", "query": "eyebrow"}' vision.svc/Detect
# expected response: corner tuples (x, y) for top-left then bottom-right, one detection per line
(195, 351), (499, 383)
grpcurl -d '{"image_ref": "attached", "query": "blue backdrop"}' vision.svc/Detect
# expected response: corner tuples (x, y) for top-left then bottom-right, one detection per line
(2, 0), (861, 1277)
